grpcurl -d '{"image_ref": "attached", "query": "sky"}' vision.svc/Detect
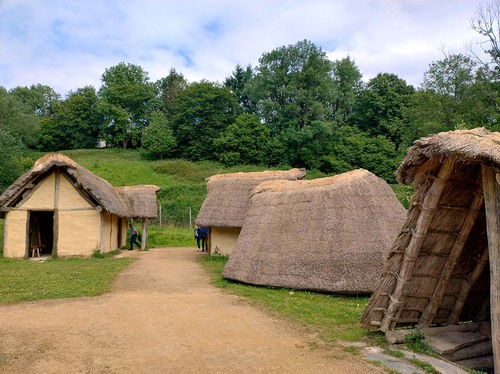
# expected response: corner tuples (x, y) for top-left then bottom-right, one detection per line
(0, 0), (488, 96)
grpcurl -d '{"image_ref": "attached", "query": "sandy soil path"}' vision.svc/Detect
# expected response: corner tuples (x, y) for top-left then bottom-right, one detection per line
(0, 247), (380, 373)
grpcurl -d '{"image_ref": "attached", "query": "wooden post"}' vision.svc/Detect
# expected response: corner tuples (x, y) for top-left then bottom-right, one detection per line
(481, 165), (500, 371)
(141, 218), (147, 251)
(380, 158), (455, 332)
(418, 188), (484, 327)
(53, 169), (60, 257)
(99, 212), (105, 253)
(448, 247), (489, 325)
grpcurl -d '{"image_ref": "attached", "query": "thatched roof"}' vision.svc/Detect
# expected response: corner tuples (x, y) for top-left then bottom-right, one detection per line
(195, 168), (306, 228)
(115, 185), (161, 218)
(0, 153), (160, 218)
(361, 128), (498, 331)
(222, 169), (407, 293)
(397, 127), (500, 185)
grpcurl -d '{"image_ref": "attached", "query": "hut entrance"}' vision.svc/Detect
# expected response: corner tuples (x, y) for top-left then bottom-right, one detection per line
(28, 211), (54, 258)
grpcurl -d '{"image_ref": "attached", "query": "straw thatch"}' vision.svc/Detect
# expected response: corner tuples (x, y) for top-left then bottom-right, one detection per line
(361, 128), (500, 369)
(222, 169), (407, 293)
(0, 153), (159, 218)
(195, 168), (306, 228)
(115, 185), (160, 218)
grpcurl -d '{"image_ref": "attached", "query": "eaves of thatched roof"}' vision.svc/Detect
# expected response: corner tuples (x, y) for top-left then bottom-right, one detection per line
(195, 168), (306, 228)
(115, 185), (161, 219)
(397, 127), (500, 185)
(222, 169), (407, 293)
(0, 153), (159, 218)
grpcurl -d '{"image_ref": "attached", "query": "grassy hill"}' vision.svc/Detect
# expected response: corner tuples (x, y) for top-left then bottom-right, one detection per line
(0, 148), (411, 251)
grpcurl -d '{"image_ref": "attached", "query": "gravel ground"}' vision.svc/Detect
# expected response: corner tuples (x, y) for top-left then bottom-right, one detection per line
(0, 247), (380, 374)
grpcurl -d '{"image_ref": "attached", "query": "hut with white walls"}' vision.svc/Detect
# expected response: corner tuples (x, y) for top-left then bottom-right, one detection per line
(195, 168), (306, 255)
(0, 153), (160, 258)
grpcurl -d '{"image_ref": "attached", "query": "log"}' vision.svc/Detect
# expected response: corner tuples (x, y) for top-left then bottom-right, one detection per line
(380, 158), (455, 332)
(482, 164), (500, 372)
(385, 323), (481, 344)
(455, 355), (494, 370)
(421, 323), (480, 336)
(418, 187), (483, 327)
(426, 332), (489, 355)
(443, 341), (493, 362)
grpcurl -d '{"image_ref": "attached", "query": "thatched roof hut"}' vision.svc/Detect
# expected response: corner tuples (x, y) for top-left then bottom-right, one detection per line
(0, 153), (129, 217)
(0, 153), (160, 257)
(195, 168), (306, 255)
(115, 185), (161, 219)
(361, 128), (500, 370)
(222, 169), (407, 293)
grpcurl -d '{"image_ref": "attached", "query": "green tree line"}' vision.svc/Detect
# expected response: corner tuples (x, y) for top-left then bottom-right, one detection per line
(1, 2), (500, 190)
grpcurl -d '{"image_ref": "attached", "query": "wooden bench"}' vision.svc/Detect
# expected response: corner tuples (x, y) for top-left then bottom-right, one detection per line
(31, 245), (44, 257)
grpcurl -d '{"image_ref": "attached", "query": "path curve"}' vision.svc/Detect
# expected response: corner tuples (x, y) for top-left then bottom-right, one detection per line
(0, 247), (378, 373)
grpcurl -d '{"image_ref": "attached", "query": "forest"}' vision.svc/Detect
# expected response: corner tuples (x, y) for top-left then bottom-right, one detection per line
(1, 3), (500, 191)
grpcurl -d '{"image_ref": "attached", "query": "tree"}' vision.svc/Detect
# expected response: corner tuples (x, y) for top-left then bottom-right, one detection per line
(248, 40), (336, 134)
(422, 53), (477, 99)
(142, 111), (176, 159)
(353, 73), (415, 149)
(331, 56), (363, 124)
(10, 84), (61, 117)
(170, 81), (240, 161)
(99, 62), (158, 148)
(213, 113), (275, 166)
(0, 129), (27, 191)
(156, 68), (188, 120)
(37, 86), (103, 151)
(470, 0), (500, 75)
(399, 90), (450, 151)
(0, 87), (39, 147)
(224, 64), (256, 113)
(327, 125), (399, 182)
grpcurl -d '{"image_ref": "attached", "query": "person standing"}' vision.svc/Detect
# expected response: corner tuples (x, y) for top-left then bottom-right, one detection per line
(129, 223), (141, 250)
(194, 225), (202, 251)
(200, 226), (209, 252)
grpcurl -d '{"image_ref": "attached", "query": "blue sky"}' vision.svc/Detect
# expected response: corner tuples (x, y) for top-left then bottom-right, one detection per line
(0, 0), (486, 96)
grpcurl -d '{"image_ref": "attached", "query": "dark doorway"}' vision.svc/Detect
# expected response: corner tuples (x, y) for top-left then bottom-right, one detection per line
(29, 211), (54, 257)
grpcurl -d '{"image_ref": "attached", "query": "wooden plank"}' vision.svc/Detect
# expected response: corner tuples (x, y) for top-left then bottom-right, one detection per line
(53, 169), (60, 257)
(448, 247), (489, 325)
(418, 188), (484, 327)
(99, 212), (105, 253)
(481, 165), (500, 372)
(141, 218), (147, 251)
(443, 341), (493, 362)
(380, 158), (455, 332)
(386, 323), (481, 344)
(426, 332), (489, 355)
(455, 355), (494, 370)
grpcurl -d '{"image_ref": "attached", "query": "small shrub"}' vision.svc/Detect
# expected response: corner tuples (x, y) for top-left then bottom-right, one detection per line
(404, 330), (433, 354)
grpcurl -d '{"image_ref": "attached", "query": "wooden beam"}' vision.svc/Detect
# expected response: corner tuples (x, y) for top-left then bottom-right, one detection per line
(418, 188), (484, 327)
(53, 169), (60, 257)
(141, 218), (147, 251)
(380, 158), (455, 332)
(100, 212), (105, 253)
(448, 247), (489, 325)
(481, 164), (500, 371)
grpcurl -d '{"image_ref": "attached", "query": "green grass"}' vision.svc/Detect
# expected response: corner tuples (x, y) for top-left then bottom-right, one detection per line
(199, 255), (372, 343)
(148, 225), (194, 247)
(0, 257), (134, 303)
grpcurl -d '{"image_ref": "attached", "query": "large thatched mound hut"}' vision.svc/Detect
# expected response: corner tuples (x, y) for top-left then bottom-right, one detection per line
(222, 169), (407, 293)
(195, 168), (306, 255)
(361, 128), (500, 370)
(0, 153), (160, 257)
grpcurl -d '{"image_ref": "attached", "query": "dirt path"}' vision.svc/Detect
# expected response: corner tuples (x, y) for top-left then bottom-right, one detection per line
(0, 247), (380, 373)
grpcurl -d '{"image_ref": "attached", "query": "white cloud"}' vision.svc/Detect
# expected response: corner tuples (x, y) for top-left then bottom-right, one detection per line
(0, 0), (486, 95)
